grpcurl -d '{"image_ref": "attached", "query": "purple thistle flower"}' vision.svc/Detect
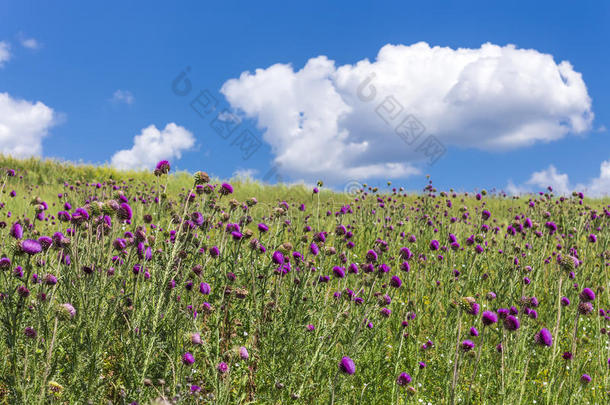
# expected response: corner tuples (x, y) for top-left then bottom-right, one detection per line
(24, 326), (37, 338)
(20, 239), (42, 255)
(366, 249), (378, 263)
(118, 203), (133, 221)
(380, 307), (392, 317)
(534, 328), (553, 347)
(272, 251), (284, 265)
(561, 296), (570, 306)
(239, 346), (249, 360)
(155, 160), (170, 175)
(44, 274), (58, 286)
(199, 282), (211, 295)
(461, 340), (475, 352)
(182, 352), (195, 365)
(220, 183), (233, 195)
(61, 303), (76, 319)
(579, 287), (595, 302)
(17, 285), (30, 298)
(189, 333), (202, 345)
(332, 266), (346, 278)
(217, 362), (228, 373)
(390, 275), (402, 288)
(580, 374), (591, 384)
(10, 223), (23, 239)
(482, 311), (498, 326)
(339, 356), (355, 375)
(396, 372), (412, 386)
(503, 315), (520, 331)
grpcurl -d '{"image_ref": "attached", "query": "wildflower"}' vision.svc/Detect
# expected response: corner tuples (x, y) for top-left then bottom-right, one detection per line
(272, 251), (284, 265)
(10, 223), (23, 239)
(461, 340), (475, 352)
(24, 327), (37, 338)
(580, 374), (591, 384)
(17, 285), (30, 298)
(217, 362), (228, 373)
(396, 373), (412, 386)
(534, 328), (553, 347)
(18, 239), (42, 255)
(59, 303), (76, 319)
(461, 297), (480, 315)
(44, 274), (58, 286)
(332, 266), (345, 278)
(503, 315), (520, 331)
(339, 356), (355, 375)
(154, 160), (171, 176)
(579, 287), (595, 302)
(220, 183), (233, 195)
(182, 352), (195, 365)
(578, 302), (593, 315)
(390, 275), (402, 288)
(482, 311), (498, 326)
(199, 282), (211, 295)
(193, 171), (210, 184)
(239, 346), (249, 360)
(118, 203), (133, 221)
(189, 333), (202, 345)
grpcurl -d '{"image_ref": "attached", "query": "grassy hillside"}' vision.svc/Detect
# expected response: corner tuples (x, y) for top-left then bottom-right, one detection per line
(0, 155), (609, 404)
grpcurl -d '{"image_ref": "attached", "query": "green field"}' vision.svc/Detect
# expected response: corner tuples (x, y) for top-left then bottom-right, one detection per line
(0, 155), (608, 404)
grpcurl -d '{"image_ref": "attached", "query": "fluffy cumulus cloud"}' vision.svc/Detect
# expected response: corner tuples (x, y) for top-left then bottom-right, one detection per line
(110, 123), (195, 170)
(0, 92), (56, 157)
(221, 42), (593, 184)
(0, 41), (10, 67)
(507, 161), (610, 197)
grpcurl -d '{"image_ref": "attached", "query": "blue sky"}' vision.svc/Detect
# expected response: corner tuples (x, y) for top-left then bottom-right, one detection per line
(0, 1), (608, 194)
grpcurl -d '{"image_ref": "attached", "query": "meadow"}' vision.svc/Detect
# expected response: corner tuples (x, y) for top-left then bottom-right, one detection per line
(0, 155), (608, 404)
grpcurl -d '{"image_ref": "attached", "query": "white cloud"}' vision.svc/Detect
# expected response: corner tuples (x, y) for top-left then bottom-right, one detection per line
(0, 92), (55, 157)
(583, 161), (610, 197)
(508, 161), (610, 197)
(18, 35), (39, 50)
(111, 90), (134, 105)
(221, 42), (593, 184)
(110, 123), (195, 170)
(0, 41), (10, 67)
(233, 168), (258, 181)
(526, 165), (571, 195)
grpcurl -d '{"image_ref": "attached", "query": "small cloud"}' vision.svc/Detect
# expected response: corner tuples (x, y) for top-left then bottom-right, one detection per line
(233, 168), (258, 180)
(506, 160), (610, 197)
(17, 33), (40, 50)
(111, 89), (135, 105)
(110, 123), (195, 170)
(0, 41), (11, 67)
